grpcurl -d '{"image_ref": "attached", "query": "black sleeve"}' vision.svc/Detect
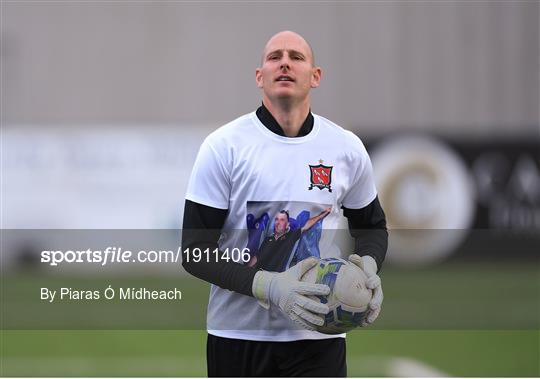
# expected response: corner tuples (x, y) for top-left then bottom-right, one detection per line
(181, 199), (258, 297)
(342, 196), (388, 271)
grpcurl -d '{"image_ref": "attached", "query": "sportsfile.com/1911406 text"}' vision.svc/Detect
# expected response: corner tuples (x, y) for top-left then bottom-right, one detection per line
(40, 247), (251, 267)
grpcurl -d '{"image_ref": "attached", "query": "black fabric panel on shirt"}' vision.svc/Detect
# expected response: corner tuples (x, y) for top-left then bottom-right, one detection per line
(182, 199), (258, 297)
(256, 103), (313, 137)
(342, 196), (388, 271)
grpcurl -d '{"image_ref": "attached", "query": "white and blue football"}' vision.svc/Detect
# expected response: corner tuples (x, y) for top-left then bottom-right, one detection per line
(301, 257), (372, 334)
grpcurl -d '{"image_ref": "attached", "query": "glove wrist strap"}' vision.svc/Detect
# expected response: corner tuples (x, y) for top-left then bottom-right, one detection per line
(252, 270), (273, 309)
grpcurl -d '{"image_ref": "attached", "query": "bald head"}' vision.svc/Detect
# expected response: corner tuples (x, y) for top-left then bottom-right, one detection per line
(261, 31), (315, 67)
(255, 30), (322, 107)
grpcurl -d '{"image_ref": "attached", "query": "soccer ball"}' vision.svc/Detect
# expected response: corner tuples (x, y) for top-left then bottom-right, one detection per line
(301, 257), (372, 334)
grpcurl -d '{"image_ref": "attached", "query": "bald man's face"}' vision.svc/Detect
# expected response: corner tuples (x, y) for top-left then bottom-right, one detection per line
(274, 213), (289, 235)
(256, 32), (321, 104)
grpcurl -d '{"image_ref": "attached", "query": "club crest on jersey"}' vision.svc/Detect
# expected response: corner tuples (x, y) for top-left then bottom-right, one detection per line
(309, 160), (333, 192)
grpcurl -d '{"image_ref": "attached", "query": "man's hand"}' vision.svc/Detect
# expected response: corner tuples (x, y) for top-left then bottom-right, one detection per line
(348, 254), (383, 326)
(252, 257), (330, 331)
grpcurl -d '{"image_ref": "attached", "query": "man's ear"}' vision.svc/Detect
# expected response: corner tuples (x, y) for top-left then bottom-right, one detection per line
(255, 68), (263, 88)
(311, 67), (322, 88)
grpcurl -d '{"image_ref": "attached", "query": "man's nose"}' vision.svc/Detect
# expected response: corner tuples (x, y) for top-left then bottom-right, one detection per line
(280, 56), (290, 71)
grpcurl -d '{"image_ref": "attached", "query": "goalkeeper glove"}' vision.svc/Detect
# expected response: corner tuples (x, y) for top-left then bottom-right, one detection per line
(348, 254), (383, 326)
(252, 257), (330, 331)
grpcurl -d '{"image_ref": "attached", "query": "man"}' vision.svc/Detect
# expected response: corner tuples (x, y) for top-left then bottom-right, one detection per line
(182, 31), (387, 377)
(254, 208), (331, 271)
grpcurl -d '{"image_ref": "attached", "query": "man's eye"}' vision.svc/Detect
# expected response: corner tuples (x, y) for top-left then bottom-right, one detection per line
(293, 56), (304, 60)
(269, 56), (279, 60)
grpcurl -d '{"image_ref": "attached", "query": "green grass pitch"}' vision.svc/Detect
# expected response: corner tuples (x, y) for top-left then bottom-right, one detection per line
(1, 330), (538, 376)
(1, 262), (538, 376)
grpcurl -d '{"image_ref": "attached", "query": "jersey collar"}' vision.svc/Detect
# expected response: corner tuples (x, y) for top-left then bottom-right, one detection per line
(255, 103), (314, 138)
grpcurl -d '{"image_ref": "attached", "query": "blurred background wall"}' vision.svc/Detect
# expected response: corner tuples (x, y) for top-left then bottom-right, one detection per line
(3, 2), (538, 134)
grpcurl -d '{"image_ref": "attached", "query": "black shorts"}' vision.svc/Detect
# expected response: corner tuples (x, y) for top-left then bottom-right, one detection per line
(207, 334), (347, 377)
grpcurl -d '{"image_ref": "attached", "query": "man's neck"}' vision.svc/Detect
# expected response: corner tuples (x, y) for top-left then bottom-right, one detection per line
(274, 230), (286, 239)
(262, 97), (311, 137)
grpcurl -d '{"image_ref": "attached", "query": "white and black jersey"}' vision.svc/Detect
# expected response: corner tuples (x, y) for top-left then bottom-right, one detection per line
(183, 105), (387, 342)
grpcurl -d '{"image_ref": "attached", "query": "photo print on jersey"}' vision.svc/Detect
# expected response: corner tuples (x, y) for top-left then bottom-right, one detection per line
(245, 201), (333, 272)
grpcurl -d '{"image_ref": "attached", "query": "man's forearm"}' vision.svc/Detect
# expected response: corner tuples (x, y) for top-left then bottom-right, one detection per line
(343, 197), (388, 271)
(351, 229), (388, 270)
(182, 200), (258, 297)
(301, 207), (331, 233)
(181, 238), (258, 297)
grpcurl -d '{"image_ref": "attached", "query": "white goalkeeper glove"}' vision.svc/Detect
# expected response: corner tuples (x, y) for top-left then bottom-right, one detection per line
(252, 257), (330, 331)
(348, 254), (383, 326)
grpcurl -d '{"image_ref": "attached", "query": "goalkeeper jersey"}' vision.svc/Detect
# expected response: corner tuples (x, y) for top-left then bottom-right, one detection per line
(185, 111), (377, 341)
